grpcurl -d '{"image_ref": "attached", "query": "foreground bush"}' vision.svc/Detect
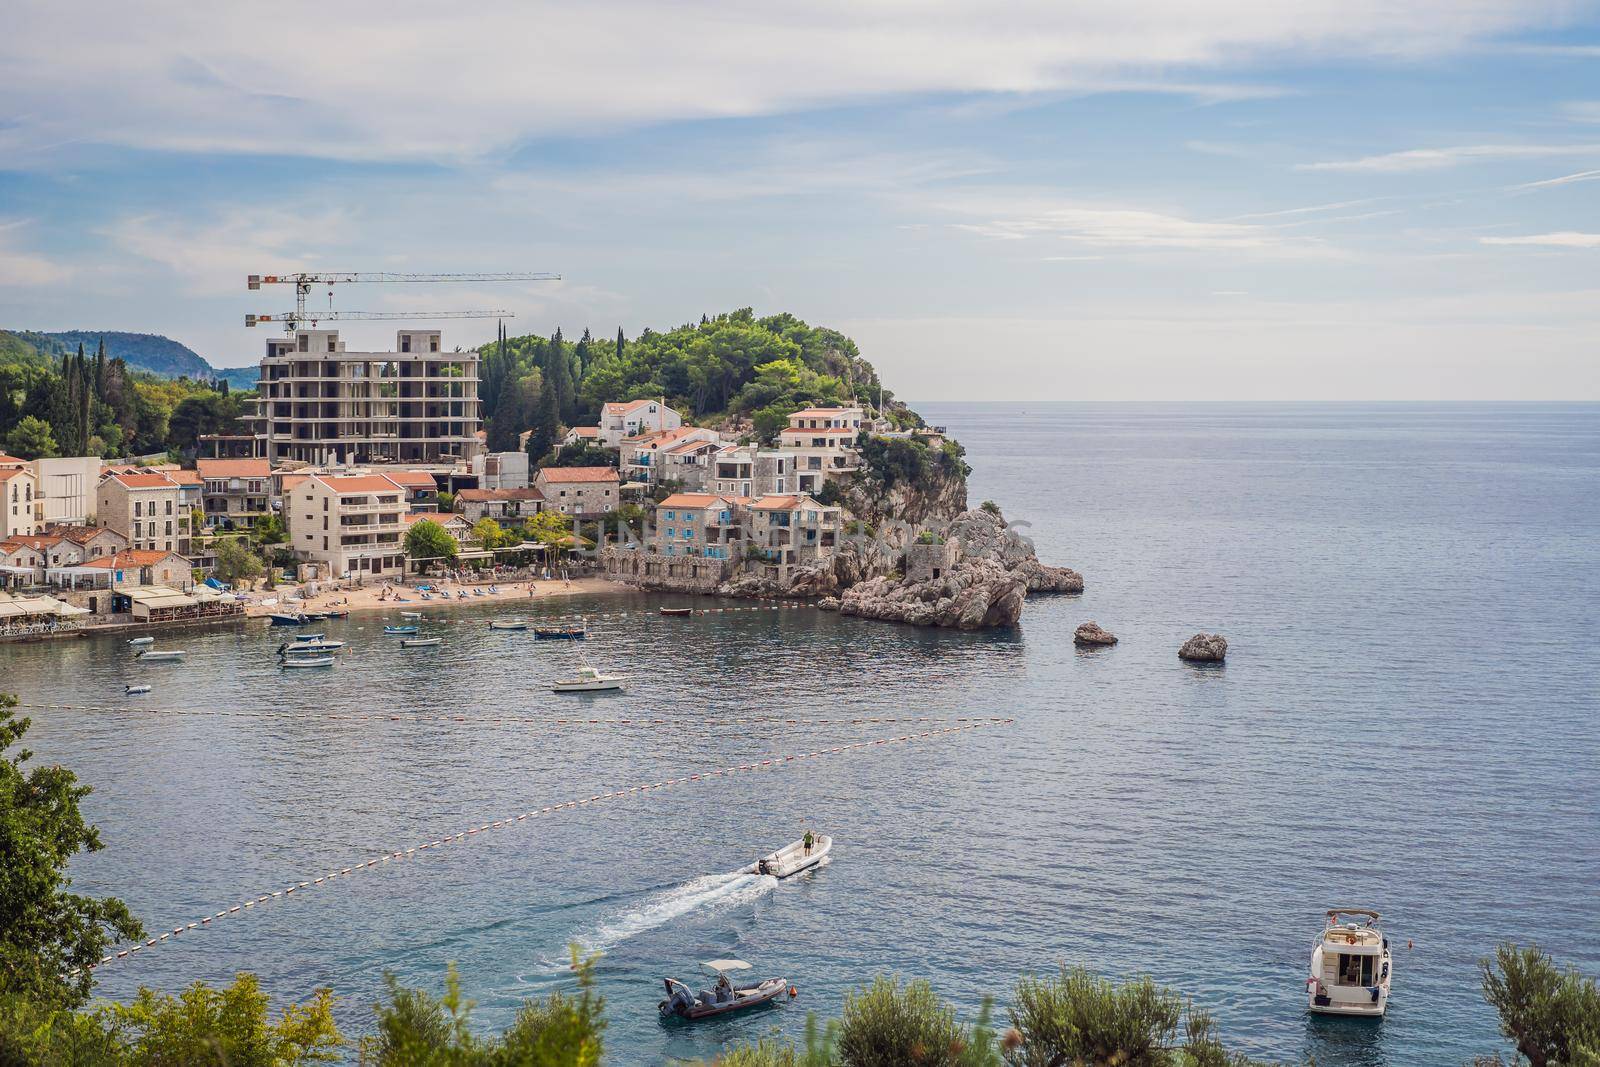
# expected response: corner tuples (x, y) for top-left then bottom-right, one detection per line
(358, 952), (604, 1067)
(1477, 944), (1600, 1067)
(834, 976), (998, 1067)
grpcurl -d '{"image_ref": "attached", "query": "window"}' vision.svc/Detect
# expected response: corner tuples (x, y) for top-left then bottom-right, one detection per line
(298, 334), (309, 352)
(429, 337), (439, 352)
(401, 335), (412, 353)
(134, 501), (142, 517)
(664, 510), (675, 520)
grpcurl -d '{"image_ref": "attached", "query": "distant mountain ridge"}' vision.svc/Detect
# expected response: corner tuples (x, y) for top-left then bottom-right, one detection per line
(0, 329), (257, 390)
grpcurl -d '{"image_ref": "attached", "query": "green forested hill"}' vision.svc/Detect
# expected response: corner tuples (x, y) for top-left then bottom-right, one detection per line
(481, 308), (921, 455)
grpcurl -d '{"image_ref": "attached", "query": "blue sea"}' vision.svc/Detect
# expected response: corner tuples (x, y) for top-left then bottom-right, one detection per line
(6, 403), (1597, 1065)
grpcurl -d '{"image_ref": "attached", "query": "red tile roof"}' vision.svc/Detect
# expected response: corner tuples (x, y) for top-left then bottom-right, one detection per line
(0, 453), (27, 467)
(456, 488), (544, 502)
(657, 493), (734, 509)
(196, 459), (270, 479)
(536, 466), (620, 483)
(567, 426), (600, 437)
(381, 469), (438, 489)
(0, 468), (31, 482)
(787, 407), (862, 420)
(317, 475), (403, 494)
(106, 472), (177, 490)
(602, 398), (659, 416)
(167, 470), (204, 486)
(80, 550), (188, 568)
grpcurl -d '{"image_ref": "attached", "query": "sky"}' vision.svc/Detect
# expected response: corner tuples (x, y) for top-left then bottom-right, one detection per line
(2, 1), (1599, 400)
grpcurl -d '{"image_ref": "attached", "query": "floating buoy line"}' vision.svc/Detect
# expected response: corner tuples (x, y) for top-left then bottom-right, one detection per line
(86, 720), (1011, 971)
(14, 703), (1008, 728)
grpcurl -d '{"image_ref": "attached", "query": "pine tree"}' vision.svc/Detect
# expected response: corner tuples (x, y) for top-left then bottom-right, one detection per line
(525, 382), (560, 467)
(615, 326), (625, 362)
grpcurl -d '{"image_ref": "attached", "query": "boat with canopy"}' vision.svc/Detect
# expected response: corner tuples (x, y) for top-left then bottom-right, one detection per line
(658, 960), (790, 1020)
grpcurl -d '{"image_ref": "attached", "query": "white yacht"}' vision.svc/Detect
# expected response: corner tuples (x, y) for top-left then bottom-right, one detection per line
(551, 665), (626, 692)
(1308, 908), (1392, 1017)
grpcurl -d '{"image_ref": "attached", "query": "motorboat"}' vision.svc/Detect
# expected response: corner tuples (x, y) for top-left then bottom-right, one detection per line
(401, 637), (443, 648)
(324, 609), (349, 619)
(280, 655), (335, 668)
(551, 665), (626, 693)
(384, 625), (419, 635)
(659, 960), (790, 1021)
(293, 632), (325, 642)
(489, 620), (528, 630)
(534, 625), (587, 640)
(659, 607), (693, 617)
(268, 612), (309, 626)
(742, 834), (832, 879)
(1308, 908), (1392, 1017)
(279, 640), (344, 654)
(124, 684), (152, 695)
(137, 650), (187, 661)
(400, 611), (422, 619)
(128, 636), (155, 646)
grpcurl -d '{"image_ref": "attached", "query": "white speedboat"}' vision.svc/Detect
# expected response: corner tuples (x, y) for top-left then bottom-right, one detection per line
(742, 834), (832, 878)
(489, 620), (528, 631)
(1308, 908), (1392, 1017)
(551, 665), (626, 692)
(400, 611), (422, 619)
(278, 640), (344, 654)
(137, 650), (187, 661)
(659, 960), (790, 1021)
(124, 684), (152, 695)
(128, 636), (155, 646)
(280, 655), (335, 668)
(401, 637), (443, 648)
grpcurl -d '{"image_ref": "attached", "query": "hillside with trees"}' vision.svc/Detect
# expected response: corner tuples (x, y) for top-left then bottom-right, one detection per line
(0, 329), (256, 391)
(0, 335), (250, 460)
(482, 309), (920, 461)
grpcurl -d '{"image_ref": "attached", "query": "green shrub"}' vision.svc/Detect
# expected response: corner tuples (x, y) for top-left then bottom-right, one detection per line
(1005, 967), (1262, 1067)
(836, 977), (997, 1067)
(1480, 943), (1600, 1067)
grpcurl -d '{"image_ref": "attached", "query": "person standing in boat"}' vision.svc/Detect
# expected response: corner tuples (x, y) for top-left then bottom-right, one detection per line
(803, 829), (814, 855)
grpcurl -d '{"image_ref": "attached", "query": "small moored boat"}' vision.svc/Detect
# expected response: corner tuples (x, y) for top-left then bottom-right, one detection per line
(293, 632), (325, 642)
(124, 684), (152, 695)
(401, 637), (443, 648)
(489, 620), (528, 631)
(137, 650), (187, 661)
(280, 655), (335, 668)
(659, 960), (790, 1021)
(1308, 908), (1392, 1017)
(279, 640), (344, 654)
(268, 612), (309, 626)
(534, 625), (587, 640)
(324, 609), (349, 619)
(551, 665), (626, 693)
(384, 625), (419, 635)
(659, 607), (693, 617)
(128, 636), (155, 646)
(400, 611), (422, 619)
(742, 834), (832, 879)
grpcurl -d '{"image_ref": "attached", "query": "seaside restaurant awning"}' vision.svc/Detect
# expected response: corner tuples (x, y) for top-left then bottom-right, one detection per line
(124, 586), (198, 619)
(45, 564), (115, 589)
(0, 592), (84, 620)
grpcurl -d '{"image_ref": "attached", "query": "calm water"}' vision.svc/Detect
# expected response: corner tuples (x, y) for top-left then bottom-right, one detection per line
(5, 403), (1597, 1065)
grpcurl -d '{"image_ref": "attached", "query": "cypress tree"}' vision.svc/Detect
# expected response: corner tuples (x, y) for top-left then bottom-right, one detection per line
(525, 380), (560, 467)
(615, 326), (625, 361)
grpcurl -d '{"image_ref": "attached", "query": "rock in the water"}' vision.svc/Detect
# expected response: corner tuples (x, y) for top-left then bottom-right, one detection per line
(946, 508), (1083, 595)
(838, 558), (1025, 630)
(817, 596), (841, 612)
(1179, 633), (1228, 662)
(1074, 621), (1118, 647)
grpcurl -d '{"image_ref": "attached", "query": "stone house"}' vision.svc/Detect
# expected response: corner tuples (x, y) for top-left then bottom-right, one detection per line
(97, 471), (183, 554)
(653, 493), (741, 561)
(196, 459), (272, 530)
(455, 487), (545, 523)
(534, 466), (620, 518)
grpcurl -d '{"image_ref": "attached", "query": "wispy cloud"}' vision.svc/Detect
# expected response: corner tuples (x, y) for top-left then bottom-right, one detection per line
(99, 207), (352, 296)
(1562, 101), (1600, 123)
(1480, 231), (1600, 247)
(1297, 143), (1600, 172)
(941, 195), (1336, 256)
(1510, 168), (1600, 190)
(0, 0), (1586, 165)
(0, 220), (72, 286)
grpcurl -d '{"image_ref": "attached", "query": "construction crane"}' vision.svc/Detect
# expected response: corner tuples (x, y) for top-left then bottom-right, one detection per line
(245, 270), (561, 331)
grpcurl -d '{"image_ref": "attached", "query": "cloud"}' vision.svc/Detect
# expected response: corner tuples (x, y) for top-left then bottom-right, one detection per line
(0, 220), (72, 286)
(1511, 168), (1600, 190)
(1480, 231), (1600, 247)
(1563, 101), (1600, 123)
(0, 0), (1585, 165)
(99, 207), (353, 296)
(940, 194), (1335, 255)
(1297, 143), (1600, 172)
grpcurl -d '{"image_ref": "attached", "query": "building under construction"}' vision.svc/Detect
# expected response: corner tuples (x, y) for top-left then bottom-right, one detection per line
(250, 327), (483, 467)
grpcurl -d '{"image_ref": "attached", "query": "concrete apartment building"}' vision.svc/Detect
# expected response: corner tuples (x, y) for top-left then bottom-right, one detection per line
(284, 473), (408, 580)
(32, 457), (102, 525)
(470, 451), (530, 490)
(252, 328), (484, 467)
(197, 459), (271, 530)
(97, 472), (183, 554)
(1, 468), (39, 539)
(534, 466), (620, 518)
(598, 398), (681, 448)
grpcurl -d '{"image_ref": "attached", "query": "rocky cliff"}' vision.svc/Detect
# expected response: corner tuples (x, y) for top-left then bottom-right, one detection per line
(826, 558), (1026, 630)
(837, 462), (968, 529)
(945, 508), (1083, 595)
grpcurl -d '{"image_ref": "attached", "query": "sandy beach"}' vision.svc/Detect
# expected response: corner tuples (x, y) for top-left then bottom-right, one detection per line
(241, 575), (623, 619)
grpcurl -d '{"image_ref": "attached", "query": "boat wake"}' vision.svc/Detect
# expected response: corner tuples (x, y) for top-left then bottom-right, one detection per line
(577, 870), (779, 956)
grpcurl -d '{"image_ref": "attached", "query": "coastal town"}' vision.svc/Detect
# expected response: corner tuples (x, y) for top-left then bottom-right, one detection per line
(0, 322), (1063, 640)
